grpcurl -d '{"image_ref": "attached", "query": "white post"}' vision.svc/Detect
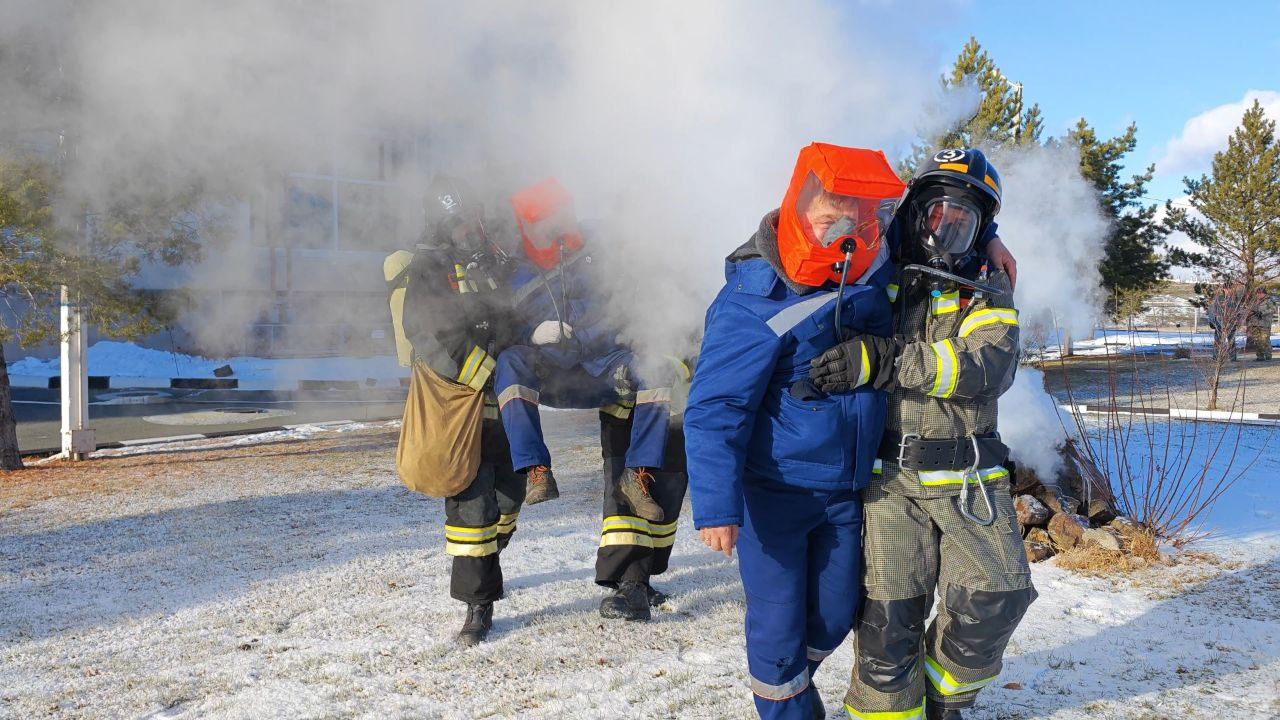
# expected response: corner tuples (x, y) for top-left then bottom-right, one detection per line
(60, 285), (94, 460)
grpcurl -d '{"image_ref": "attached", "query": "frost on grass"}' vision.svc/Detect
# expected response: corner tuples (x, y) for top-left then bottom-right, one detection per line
(2, 411), (1278, 719)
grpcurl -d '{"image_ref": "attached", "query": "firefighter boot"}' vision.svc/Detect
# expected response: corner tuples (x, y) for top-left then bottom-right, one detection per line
(456, 602), (494, 647)
(618, 467), (664, 522)
(524, 465), (559, 505)
(645, 583), (669, 607)
(599, 581), (652, 622)
(926, 704), (963, 720)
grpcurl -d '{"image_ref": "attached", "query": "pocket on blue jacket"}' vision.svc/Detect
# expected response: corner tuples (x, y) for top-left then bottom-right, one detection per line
(757, 388), (850, 474)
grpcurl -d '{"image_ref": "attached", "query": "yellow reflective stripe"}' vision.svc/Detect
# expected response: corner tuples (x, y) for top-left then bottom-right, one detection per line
(445, 524), (499, 541)
(872, 458), (883, 475)
(456, 346), (485, 384)
(928, 339), (959, 398)
(636, 388), (672, 404)
(958, 308), (1019, 338)
(983, 174), (1000, 193)
(931, 291), (961, 315)
(663, 355), (692, 382)
(918, 466), (1009, 487)
(496, 512), (519, 534)
(886, 283), (900, 302)
(937, 162), (969, 173)
(857, 341), (871, 387)
(924, 656), (997, 696)
(446, 540), (497, 557)
(466, 354), (496, 391)
(845, 705), (924, 720)
(600, 402), (633, 419)
(602, 515), (650, 533)
(600, 531), (653, 548)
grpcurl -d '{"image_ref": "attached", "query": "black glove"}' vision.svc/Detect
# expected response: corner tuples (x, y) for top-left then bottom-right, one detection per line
(808, 335), (902, 393)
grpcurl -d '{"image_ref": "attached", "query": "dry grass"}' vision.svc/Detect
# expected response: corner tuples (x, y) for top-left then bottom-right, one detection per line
(1054, 543), (1147, 576)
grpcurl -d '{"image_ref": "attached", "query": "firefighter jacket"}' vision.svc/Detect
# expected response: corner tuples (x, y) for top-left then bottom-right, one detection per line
(395, 246), (516, 391)
(879, 253), (1019, 499)
(685, 211), (894, 530)
(507, 240), (629, 377)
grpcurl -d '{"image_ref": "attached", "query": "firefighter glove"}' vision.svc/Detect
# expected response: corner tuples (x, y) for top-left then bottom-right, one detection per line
(808, 334), (902, 393)
(531, 320), (573, 345)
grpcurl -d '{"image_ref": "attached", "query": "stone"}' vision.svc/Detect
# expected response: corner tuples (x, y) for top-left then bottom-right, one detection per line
(1047, 513), (1089, 549)
(1109, 516), (1141, 540)
(1015, 495), (1051, 527)
(1024, 541), (1054, 563)
(1081, 528), (1121, 552)
(1034, 485), (1081, 516)
(1026, 527), (1052, 546)
(1087, 497), (1119, 525)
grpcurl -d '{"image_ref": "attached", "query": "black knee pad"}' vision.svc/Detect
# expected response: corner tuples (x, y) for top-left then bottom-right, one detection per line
(857, 595), (932, 692)
(941, 585), (1037, 669)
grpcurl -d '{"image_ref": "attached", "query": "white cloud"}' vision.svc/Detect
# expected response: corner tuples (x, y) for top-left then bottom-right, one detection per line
(1157, 90), (1280, 177)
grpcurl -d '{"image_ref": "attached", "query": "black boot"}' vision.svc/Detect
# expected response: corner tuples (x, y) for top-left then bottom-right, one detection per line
(643, 583), (669, 608)
(809, 683), (825, 719)
(599, 581), (651, 621)
(925, 703), (963, 720)
(456, 602), (493, 646)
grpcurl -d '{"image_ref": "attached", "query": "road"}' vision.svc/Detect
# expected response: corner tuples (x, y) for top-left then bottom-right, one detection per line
(11, 385), (407, 454)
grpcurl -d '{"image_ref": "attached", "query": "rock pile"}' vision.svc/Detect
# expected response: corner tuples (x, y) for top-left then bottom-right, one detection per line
(1009, 449), (1141, 562)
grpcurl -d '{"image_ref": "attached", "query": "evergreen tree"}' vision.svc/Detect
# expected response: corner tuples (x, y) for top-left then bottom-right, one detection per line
(1167, 100), (1280, 408)
(902, 37), (1043, 177)
(0, 154), (209, 470)
(1069, 119), (1170, 313)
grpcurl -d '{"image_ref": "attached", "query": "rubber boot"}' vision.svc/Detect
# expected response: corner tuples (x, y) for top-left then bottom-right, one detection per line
(456, 602), (493, 647)
(617, 467), (663, 522)
(524, 465), (559, 505)
(599, 581), (651, 621)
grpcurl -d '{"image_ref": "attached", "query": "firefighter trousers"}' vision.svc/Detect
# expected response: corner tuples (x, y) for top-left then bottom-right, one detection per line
(445, 420), (527, 604)
(845, 474), (1036, 718)
(595, 412), (687, 588)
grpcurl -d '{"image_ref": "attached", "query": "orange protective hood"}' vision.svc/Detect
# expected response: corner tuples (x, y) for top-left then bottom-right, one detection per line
(510, 177), (585, 270)
(778, 143), (907, 287)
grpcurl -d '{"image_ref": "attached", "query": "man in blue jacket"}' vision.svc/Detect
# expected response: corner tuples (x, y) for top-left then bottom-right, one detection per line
(684, 143), (906, 720)
(494, 178), (676, 522)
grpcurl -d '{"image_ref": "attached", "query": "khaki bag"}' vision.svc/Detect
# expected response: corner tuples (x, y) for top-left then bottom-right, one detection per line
(396, 361), (484, 497)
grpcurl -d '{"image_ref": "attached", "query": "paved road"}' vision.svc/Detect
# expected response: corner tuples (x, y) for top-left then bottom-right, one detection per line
(12, 386), (407, 454)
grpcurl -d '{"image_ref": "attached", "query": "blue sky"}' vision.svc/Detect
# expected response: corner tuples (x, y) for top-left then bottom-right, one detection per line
(938, 0), (1280, 203)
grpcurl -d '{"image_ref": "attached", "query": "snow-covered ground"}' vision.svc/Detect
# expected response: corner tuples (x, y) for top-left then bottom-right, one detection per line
(6, 340), (404, 384)
(1, 412), (1278, 719)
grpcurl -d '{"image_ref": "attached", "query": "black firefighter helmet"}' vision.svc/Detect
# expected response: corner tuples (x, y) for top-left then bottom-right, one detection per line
(424, 175), (489, 255)
(901, 148), (1002, 271)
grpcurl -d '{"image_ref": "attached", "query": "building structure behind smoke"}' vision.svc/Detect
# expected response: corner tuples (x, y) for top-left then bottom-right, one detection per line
(3, 129), (434, 361)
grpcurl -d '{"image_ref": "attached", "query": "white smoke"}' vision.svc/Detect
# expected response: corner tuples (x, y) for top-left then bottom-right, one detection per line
(2, 0), (979, 362)
(999, 367), (1071, 480)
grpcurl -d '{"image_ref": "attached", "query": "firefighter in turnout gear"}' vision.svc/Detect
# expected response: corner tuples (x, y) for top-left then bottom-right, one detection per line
(494, 178), (676, 526)
(387, 176), (523, 647)
(809, 149), (1035, 720)
(685, 144), (906, 720)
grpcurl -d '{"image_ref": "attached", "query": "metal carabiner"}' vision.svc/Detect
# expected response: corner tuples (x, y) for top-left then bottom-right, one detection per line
(956, 435), (996, 526)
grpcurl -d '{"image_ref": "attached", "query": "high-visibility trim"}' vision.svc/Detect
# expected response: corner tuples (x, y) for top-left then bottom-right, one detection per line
(872, 458), (883, 475)
(498, 384), (540, 409)
(600, 402), (634, 419)
(857, 341), (871, 387)
(930, 291), (961, 315)
(958, 308), (1018, 337)
(636, 387), (672, 405)
(496, 512), (519, 535)
(983, 174), (1000, 193)
(886, 283), (900, 302)
(807, 645), (836, 661)
(918, 466), (1009, 487)
(649, 518), (678, 548)
(599, 531), (653, 548)
(750, 667), (810, 701)
(457, 346), (496, 391)
(845, 704), (924, 719)
(938, 162), (969, 173)
(663, 355), (692, 382)
(766, 292), (837, 337)
(446, 540), (498, 557)
(602, 516), (650, 534)
(445, 524), (500, 542)
(928, 339), (959, 398)
(924, 656), (997, 696)
(482, 406), (500, 420)
(510, 250), (588, 305)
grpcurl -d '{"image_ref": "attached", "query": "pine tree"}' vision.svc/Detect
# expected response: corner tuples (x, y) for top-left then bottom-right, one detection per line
(1167, 100), (1280, 408)
(0, 154), (210, 470)
(902, 37), (1043, 176)
(1069, 119), (1170, 313)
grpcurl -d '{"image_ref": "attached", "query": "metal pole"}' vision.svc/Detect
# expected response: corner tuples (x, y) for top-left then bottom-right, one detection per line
(59, 285), (94, 460)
